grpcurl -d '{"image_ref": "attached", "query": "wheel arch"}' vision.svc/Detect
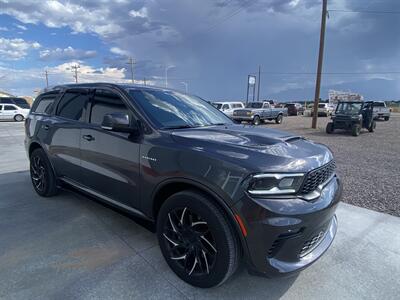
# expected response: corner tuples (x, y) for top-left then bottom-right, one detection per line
(28, 141), (43, 157)
(151, 178), (250, 262)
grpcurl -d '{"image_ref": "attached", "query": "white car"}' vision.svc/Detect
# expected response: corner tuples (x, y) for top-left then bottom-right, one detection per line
(0, 104), (30, 122)
(213, 101), (244, 117)
(317, 103), (335, 116)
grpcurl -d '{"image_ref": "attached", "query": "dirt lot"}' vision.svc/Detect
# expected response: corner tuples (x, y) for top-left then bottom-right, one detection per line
(261, 113), (400, 217)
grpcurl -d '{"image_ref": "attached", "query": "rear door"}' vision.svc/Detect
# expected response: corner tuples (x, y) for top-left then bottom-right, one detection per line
(3, 105), (18, 120)
(49, 88), (90, 183)
(0, 105), (3, 120)
(80, 88), (141, 209)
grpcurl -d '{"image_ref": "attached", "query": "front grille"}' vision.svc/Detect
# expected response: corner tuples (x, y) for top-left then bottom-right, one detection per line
(234, 110), (250, 116)
(301, 160), (336, 194)
(299, 230), (326, 257)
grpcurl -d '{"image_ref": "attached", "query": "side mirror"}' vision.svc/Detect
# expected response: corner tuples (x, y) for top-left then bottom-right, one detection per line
(101, 113), (139, 134)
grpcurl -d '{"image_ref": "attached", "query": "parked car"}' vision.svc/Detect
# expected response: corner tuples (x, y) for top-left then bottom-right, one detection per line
(326, 101), (376, 136)
(0, 103), (30, 121)
(232, 101), (287, 125)
(0, 97), (31, 109)
(26, 83), (341, 288)
(372, 101), (391, 121)
(285, 103), (304, 116)
(212, 101), (244, 117)
(316, 103), (335, 117)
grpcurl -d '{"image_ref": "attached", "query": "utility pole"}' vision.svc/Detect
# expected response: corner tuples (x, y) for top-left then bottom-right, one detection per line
(44, 70), (49, 88)
(165, 65), (174, 88)
(144, 77), (147, 86)
(257, 65), (261, 102)
(181, 81), (188, 93)
(71, 64), (80, 84)
(126, 57), (135, 84)
(312, 0), (328, 129)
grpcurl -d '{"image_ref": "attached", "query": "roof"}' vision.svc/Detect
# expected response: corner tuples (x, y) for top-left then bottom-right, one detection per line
(49, 82), (173, 93)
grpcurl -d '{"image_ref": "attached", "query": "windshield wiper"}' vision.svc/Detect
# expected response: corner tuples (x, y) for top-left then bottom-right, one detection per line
(161, 125), (194, 130)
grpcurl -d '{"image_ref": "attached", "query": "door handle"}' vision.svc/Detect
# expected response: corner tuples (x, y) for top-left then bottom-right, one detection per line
(42, 124), (50, 130)
(82, 134), (95, 141)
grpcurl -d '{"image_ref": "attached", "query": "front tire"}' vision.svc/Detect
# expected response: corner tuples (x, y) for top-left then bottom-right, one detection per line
(157, 190), (240, 288)
(351, 124), (361, 136)
(326, 122), (334, 134)
(30, 148), (58, 197)
(275, 114), (283, 124)
(253, 115), (261, 126)
(14, 114), (24, 122)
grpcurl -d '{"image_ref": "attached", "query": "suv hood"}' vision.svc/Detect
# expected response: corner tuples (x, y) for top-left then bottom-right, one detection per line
(170, 124), (333, 173)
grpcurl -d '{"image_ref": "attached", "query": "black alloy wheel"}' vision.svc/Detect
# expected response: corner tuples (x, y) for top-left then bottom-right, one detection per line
(157, 190), (240, 288)
(30, 148), (58, 197)
(162, 207), (217, 277)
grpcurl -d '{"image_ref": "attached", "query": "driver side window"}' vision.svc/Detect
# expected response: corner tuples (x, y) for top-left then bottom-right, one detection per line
(90, 90), (130, 125)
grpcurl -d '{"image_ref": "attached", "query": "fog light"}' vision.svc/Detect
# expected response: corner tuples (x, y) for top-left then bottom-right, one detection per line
(279, 178), (294, 188)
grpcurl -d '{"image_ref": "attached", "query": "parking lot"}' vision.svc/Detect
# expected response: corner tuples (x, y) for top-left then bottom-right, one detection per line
(1, 118), (399, 299)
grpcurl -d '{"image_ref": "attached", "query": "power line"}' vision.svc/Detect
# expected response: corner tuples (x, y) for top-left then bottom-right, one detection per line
(258, 71), (400, 75)
(329, 9), (400, 15)
(71, 64), (80, 83)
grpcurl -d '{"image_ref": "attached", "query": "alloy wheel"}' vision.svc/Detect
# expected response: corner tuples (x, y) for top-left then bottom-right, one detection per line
(30, 155), (46, 192)
(162, 207), (217, 276)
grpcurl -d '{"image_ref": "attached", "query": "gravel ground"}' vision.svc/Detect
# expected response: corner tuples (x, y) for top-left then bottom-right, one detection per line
(261, 113), (400, 217)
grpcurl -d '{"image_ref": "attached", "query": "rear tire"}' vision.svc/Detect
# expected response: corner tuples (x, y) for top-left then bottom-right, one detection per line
(384, 116), (389, 121)
(157, 190), (240, 288)
(253, 115), (261, 126)
(30, 148), (58, 197)
(351, 124), (361, 136)
(275, 114), (283, 124)
(14, 114), (24, 122)
(326, 122), (334, 134)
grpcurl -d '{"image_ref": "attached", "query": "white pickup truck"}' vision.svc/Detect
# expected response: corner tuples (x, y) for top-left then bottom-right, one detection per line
(212, 101), (245, 117)
(373, 101), (391, 121)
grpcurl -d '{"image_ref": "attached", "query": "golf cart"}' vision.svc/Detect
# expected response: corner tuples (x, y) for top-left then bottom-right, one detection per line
(326, 101), (376, 136)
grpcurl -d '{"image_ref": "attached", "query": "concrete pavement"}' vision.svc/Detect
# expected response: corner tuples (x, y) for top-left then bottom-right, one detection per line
(1, 121), (399, 299)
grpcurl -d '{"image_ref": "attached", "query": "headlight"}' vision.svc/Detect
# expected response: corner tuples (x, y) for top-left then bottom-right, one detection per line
(247, 173), (304, 196)
(246, 111), (253, 116)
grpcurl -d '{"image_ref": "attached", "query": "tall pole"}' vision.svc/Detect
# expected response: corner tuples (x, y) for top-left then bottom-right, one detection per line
(71, 64), (80, 84)
(126, 57), (135, 83)
(181, 82), (188, 93)
(257, 65), (261, 102)
(144, 77), (147, 86)
(44, 70), (49, 88)
(312, 0), (328, 129)
(246, 75), (250, 104)
(165, 65), (174, 88)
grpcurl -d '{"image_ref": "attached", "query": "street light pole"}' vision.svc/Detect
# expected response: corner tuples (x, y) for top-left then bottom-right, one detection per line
(181, 82), (188, 93)
(312, 0), (328, 129)
(165, 65), (174, 88)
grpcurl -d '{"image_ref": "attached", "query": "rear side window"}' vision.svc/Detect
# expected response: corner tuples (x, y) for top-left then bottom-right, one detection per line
(90, 90), (129, 125)
(232, 103), (243, 108)
(4, 105), (16, 110)
(56, 91), (89, 121)
(32, 95), (57, 115)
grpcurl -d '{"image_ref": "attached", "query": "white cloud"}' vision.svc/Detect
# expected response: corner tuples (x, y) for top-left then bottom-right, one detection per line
(15, 24), (27, 30)
(39, 46), (96, 61)
(0, 26), (8, 31)
(0, 37), (40, 60)
(110, 47), (130, 56)
(129, 7), (148, 18)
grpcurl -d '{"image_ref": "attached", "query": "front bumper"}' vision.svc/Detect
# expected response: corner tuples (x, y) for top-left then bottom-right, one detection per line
(232, 116), (254, 122)
(233, 175), (342, 277)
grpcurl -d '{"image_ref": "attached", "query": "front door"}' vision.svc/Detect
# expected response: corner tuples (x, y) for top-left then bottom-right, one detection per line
(80, 88), (141, 209)
(3, 105), (17, 120)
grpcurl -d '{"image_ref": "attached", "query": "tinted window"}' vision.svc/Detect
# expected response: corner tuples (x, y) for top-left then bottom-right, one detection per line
(318, 104), (326, 108)
(213, 103), (222, 109)
(373, 102), (385, 107)
(57, 91), (88, 121)
(90, 90), (129, 125)
(246, 102), (262, 108)
(13, 98), (30, 109)
(33, 95), (57, 114)
(232, 103), (243, 108)
(222, 104), (229, 110)
(4, 105), (16, 110)
(128, 89), (231, 128)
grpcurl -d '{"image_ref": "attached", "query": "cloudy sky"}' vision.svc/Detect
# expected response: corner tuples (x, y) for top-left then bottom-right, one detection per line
(0, 0), (399, 100)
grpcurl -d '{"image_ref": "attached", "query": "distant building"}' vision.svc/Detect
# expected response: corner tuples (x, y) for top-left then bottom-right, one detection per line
(0, 90), (15, 98)
(329, 90), (364, 105)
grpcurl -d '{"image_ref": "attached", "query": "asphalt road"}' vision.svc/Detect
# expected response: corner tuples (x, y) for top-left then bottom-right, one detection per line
(0, 120), (399, 299)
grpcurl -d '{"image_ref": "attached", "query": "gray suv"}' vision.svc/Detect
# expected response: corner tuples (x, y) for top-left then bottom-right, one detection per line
(25, 83), (342, 288)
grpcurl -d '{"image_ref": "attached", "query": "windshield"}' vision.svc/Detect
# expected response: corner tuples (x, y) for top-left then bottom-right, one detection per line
(128, 89), (232, 129)
(373, 102), (385, 107)
(246, 102), (262, 108)
(336, 102), (362, 115)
